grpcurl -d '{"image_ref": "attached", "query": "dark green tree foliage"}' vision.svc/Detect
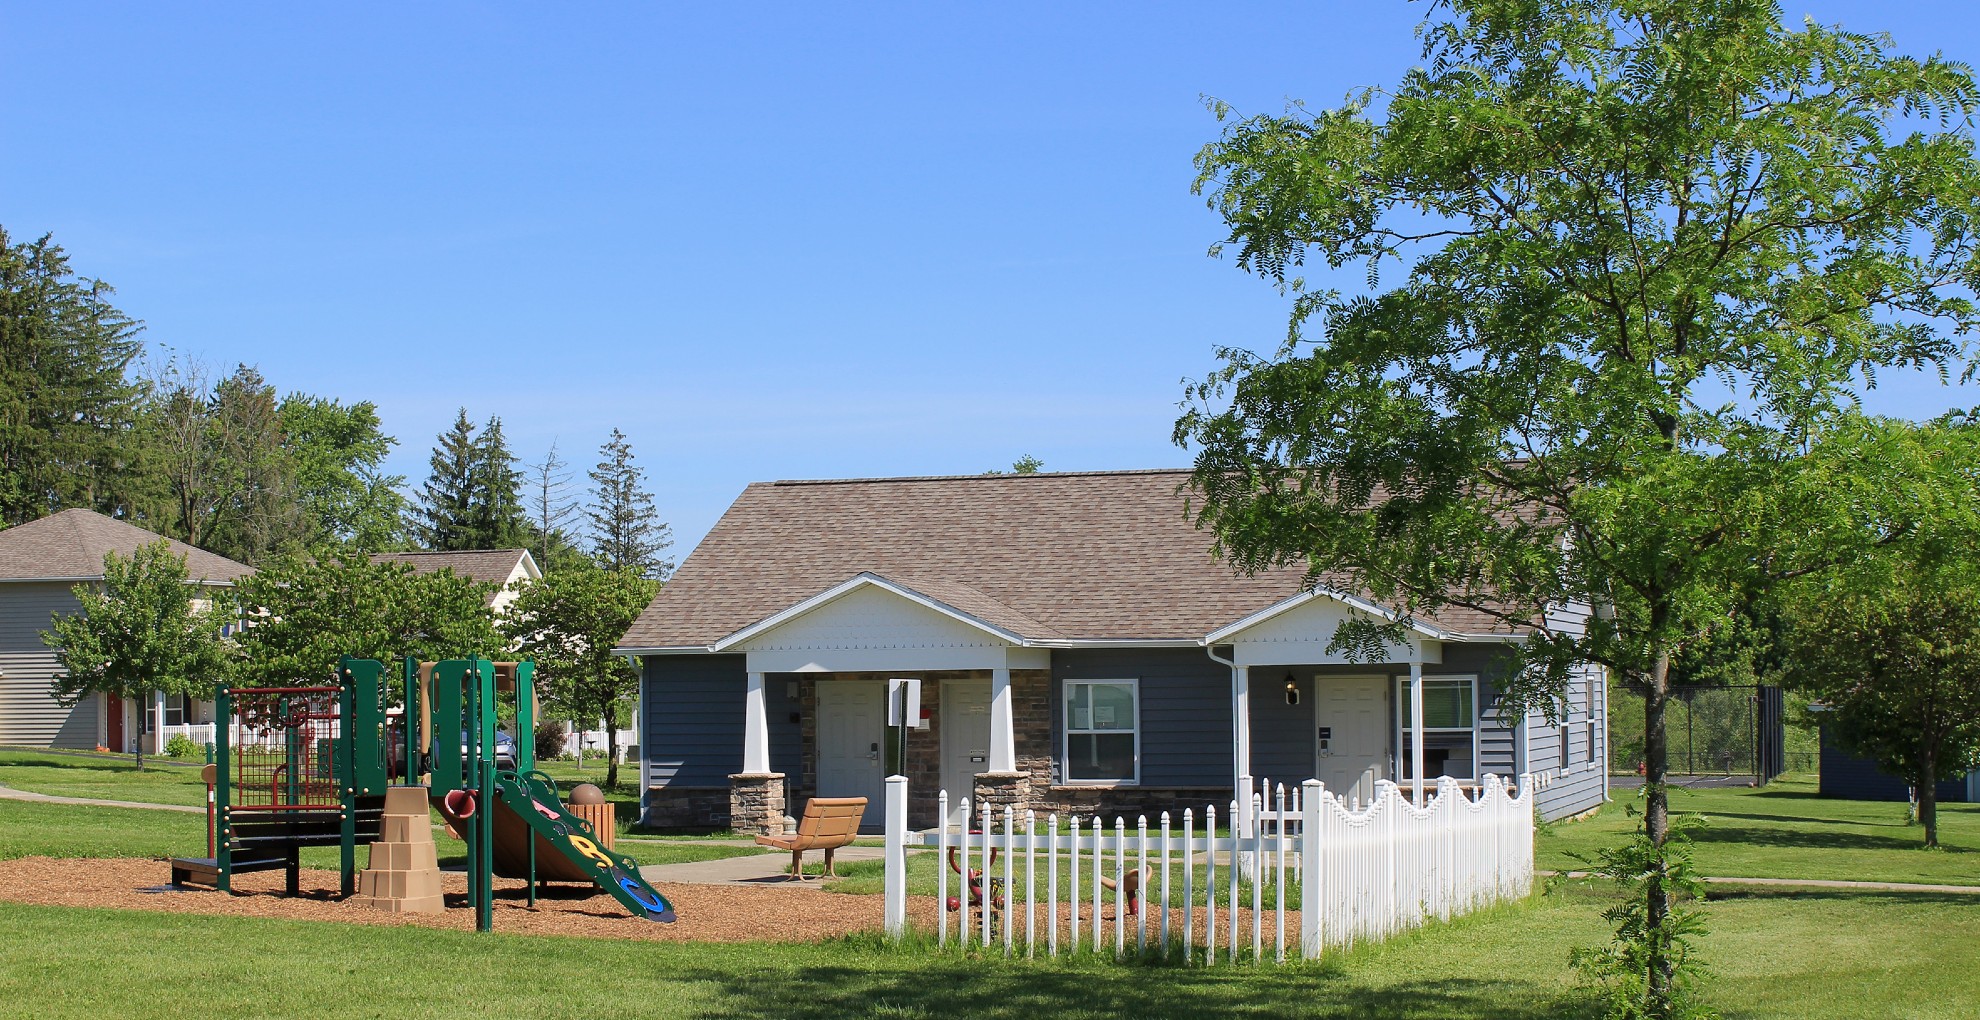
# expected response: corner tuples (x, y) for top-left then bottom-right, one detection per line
(414, 409), (480, 550)
(1178, 2), (1980, 1014)
(588, 429), (671, 578)
(41, 541), (233, 768)
(502, 563), (658, 788)
(469, 416), (530, 550)
(0, 228), (147, 526)
(414, 410), (530, 551)
(228, 552), (503, 687)
(279, 394), (406, 551)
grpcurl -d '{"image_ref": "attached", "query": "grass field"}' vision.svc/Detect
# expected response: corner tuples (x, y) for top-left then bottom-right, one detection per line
(2, 771), (1977, 1017)
(0, 749), (211, 806)
(2, 884), (1975, 1019)
(1538, 775), (1980, 885)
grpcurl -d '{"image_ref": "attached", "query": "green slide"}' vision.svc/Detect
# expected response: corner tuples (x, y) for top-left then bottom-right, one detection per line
(491, 769), (676, 923)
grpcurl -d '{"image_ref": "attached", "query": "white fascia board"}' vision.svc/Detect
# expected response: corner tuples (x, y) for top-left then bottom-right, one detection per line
(709, 572), (1029, 652)
(611, 645), (715, 657)
(1202, 588), (1460, 645)
(1029, 638), (1202, 648)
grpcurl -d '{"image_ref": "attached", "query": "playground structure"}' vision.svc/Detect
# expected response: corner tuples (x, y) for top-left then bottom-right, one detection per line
(172, 655), (675, 931)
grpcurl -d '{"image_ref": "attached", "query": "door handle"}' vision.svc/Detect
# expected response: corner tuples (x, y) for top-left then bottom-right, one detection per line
(868, 742), (880, 761)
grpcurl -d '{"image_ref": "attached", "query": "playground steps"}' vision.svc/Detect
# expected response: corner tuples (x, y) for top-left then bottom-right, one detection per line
(350, 786), (444, 914)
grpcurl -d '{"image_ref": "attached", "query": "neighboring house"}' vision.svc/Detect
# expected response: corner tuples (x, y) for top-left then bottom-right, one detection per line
(1818, 723), (1977, 804)
(614, 470), (1608, 834)
(369, 548), (541, 615)
(0, 509), (252, 752)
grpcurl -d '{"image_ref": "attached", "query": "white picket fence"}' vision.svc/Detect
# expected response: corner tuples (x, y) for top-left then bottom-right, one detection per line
(881, 772), (1533, 963)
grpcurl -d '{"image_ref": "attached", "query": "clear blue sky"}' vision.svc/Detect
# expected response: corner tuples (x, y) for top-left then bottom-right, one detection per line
(3, 2), (1971, 555)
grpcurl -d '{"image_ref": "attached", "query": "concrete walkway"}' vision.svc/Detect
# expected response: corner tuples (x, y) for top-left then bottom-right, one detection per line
(639, 844), (894, 887)
(0, 783), (206, 814)
(1544, 870), (1980, 895)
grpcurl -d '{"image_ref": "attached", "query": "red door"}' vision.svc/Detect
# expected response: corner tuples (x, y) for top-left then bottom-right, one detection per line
(106, 696), (125, 752)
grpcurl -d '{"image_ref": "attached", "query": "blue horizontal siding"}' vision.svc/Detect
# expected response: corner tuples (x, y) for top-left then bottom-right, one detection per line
(641, 654), (748, 788)
(1820, 725), (1969, 803)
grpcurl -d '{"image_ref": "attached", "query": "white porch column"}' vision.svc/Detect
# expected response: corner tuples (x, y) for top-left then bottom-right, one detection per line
(988, 666), (1016, 773)
(1232, 665), (1253, 788)
(1409, 659), (1426, 806)
(742, 671), (771, 773)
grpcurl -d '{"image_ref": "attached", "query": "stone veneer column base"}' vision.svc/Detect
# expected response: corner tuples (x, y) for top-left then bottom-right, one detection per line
(729, 772), (787, 837)
(971, 771), (1032, 826)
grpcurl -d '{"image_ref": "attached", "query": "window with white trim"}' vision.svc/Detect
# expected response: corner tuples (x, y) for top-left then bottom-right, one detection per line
(1396, 676), (1478, 781)
(1585, 670), (1600, 766)
(1062, 680), (1138, 784)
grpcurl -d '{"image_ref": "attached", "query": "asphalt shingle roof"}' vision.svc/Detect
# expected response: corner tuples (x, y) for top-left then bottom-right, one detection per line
(368, 550), (534, 605)
(0, 509), (253, 584)
(618, 470), (1524, 650)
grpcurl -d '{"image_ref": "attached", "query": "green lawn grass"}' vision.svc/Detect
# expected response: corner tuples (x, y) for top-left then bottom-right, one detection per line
(1538, 775), (1980, 886)
(3, 885), (1976, 1019)
(0, 749), (211, 806)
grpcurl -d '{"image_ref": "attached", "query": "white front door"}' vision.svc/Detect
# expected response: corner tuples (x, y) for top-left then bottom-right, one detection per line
(1314, 674), (1388, 804)
(941, 679), (991, 826)
(816, 681), (885, 829)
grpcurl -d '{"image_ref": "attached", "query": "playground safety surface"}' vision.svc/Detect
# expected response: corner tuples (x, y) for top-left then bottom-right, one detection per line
(0, 857), (949, 942)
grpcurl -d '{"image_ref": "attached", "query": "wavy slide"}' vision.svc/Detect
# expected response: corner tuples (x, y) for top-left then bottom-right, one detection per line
(489, 769), (675, 922)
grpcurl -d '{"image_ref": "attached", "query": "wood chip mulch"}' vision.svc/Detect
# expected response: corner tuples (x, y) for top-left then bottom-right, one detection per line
(0, 857), (940, 943)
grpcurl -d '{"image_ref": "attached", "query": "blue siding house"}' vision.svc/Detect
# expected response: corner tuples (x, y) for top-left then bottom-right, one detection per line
(615, 470), (1609, 834)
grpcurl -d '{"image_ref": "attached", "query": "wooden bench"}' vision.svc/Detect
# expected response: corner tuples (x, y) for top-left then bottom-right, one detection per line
(753, 796), (867, 879)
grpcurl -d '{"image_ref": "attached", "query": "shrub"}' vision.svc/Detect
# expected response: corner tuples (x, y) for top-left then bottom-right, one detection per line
(164, 734), (201, 759)
(534, 719), (568, 762)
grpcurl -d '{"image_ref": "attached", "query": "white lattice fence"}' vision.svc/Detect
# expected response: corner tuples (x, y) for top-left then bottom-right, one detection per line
(882, 773), (1533, 963)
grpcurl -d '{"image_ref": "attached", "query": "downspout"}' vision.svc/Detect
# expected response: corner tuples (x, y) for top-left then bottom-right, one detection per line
(1206, 643), (1256, 881)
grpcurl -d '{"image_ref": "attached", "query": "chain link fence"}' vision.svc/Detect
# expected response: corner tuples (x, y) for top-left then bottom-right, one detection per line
(1609, 685), (1804, 783)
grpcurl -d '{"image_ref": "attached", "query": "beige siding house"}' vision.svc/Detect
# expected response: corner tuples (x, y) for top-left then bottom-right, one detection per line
(0, 509), (252, 751)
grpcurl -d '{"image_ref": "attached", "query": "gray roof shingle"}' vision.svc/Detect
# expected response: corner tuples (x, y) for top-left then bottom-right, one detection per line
(618, 470), (1525, 650)
(0, 509), (253, 584)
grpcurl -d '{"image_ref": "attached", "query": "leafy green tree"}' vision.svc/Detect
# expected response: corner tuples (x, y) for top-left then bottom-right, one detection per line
(986, 455), (1045, 475)
(229, 552), (503, 688)
(41, 541), (233, 768)
(0, 228), (148, 526)
(279, 394), (406, 551)
(502, 563), (658, 788)
(587, 429), (671, 578)
(1780, 463), (1980, 847)
(1178, 2), (1980, 1013)
(145, 362), (300, 564)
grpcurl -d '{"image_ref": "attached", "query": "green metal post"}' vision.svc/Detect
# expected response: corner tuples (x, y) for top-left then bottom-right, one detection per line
(519, 659), (537, 905)
(338, 665), (357, 897)
(474, 656), (496, 932)
(214, 686), (233, 892)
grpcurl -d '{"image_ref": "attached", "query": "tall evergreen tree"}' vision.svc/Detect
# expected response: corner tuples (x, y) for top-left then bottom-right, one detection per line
(0, 228), (148, 526)
(587, 429), (671, 578)
(469, 416), (530, 550)
(414, 409), (480, 550)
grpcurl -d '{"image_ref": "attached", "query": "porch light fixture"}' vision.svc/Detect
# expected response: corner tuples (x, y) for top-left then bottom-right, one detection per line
(1284, 673), (1300, 706)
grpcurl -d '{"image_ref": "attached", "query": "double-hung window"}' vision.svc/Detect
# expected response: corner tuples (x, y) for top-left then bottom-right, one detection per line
(1063, 680), (1138, 784)
(1397, 676), (1478, 781)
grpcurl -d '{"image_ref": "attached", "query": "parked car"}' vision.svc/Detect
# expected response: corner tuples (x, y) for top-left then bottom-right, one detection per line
(463, 729), (519, 772)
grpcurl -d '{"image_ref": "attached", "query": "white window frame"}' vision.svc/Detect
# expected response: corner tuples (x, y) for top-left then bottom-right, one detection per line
(1061, 678), (1140, 786)
(1395, 674), (1480, 782)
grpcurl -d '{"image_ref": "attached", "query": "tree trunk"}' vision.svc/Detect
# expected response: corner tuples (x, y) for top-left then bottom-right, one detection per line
(1919, 758), (1939, 848)
(604, 704), (620, 791)
(1643, 645), (1674, 1015)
